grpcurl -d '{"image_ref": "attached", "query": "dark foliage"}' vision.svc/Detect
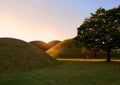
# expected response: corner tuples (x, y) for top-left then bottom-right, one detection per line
(74, 5), (120, 61)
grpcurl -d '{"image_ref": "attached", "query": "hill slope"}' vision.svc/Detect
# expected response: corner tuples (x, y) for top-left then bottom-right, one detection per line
(46, 38), (106, 59)
(30, 40), (61, 51)
(0, 38), (56, 72)
(47, 40), (61, 48)
(30, 41), (49, 51)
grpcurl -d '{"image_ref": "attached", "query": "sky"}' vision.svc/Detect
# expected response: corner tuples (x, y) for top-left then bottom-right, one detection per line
(0, 0), (120, 42)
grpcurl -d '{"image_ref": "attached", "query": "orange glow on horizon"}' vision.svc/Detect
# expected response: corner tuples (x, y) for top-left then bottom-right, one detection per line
(0, 11), (63, 42)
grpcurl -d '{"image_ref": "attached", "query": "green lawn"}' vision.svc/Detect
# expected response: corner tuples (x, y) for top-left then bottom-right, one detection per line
(0, 61), (120, 85)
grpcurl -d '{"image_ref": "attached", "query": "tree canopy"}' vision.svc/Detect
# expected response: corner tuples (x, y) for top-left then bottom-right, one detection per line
(74, 5), (120, 61)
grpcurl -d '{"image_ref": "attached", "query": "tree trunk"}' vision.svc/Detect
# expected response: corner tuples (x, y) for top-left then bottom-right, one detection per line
(106, 50), (111, 62)
(94, 51), (97, 58)
(93, 47), (97, 58)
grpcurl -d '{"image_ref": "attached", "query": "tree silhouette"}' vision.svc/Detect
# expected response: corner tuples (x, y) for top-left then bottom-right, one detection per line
(74, 6), (120, 62)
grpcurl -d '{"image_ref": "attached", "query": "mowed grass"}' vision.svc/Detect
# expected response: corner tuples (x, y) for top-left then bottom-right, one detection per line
(1, 61), (120, 85)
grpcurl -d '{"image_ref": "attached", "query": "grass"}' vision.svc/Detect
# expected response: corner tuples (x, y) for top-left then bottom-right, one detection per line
(46, 38), (82, 58)
(30, 40), (61, 51)
(1, 61), (120, 85)
(47, 40), (61, 48)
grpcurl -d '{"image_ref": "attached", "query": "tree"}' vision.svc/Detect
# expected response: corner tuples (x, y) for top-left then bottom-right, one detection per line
(74, 6), (120, 62)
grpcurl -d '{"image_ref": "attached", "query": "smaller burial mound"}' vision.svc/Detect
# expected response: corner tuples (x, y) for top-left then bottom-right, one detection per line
(30, 41), (49, 51)
(0, 38), (56, 72)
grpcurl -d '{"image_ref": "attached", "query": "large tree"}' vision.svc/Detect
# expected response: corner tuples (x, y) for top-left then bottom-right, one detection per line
(74, 6), (120, 62)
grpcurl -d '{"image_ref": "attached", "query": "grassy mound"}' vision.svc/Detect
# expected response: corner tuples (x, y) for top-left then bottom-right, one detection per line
(0, 38), (56, 72)
(30, 41), (49, 51)
(30, 40), (61, 51)
(47, 40), (61, 49)
(46, 38), (106, 59)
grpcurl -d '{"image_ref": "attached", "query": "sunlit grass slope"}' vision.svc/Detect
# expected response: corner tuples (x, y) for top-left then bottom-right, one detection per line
(30, 41), (49, 51)
(0, 38), (56, 72)
(46, 38), (107, 59)
(1, 61), (120, 85)
(47, 40), (61, 48)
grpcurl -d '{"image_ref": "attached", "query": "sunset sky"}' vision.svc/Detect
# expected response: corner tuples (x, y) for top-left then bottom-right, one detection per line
(0, 0), (120, 42)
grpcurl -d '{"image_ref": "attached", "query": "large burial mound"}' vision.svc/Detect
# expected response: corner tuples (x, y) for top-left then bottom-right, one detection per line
(0, 38), (56, 72)
(46, 38), (106, 59)
(47, 40), (61, 49)
(30, 41), (49, 51)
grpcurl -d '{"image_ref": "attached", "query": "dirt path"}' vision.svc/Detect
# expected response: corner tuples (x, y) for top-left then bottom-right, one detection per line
(57, 58), (120, 62)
